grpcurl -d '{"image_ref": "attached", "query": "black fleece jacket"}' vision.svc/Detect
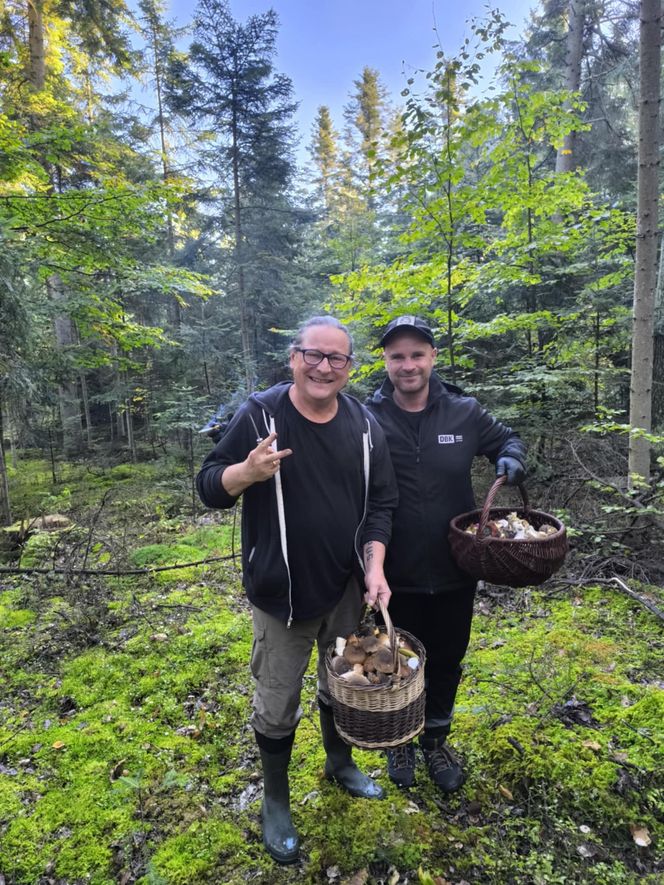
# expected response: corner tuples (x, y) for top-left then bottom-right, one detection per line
(366, 374), (527, 595)
(196, 382), (398, 623)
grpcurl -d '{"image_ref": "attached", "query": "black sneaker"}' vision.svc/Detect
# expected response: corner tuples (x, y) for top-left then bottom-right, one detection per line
(421, 743), (465, 793)
(386, 742), (416, 787)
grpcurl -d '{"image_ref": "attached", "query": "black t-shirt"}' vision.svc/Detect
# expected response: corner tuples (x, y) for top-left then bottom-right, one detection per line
(401, 408), (424, 440)
(277, 395), (364, 618)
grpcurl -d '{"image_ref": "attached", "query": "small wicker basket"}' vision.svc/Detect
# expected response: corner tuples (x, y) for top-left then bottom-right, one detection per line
(448, 477), (568, 587)
(325, 600), (426, 750)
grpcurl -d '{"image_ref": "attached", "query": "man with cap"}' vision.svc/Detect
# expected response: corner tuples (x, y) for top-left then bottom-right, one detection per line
(366, 315), (527, 792)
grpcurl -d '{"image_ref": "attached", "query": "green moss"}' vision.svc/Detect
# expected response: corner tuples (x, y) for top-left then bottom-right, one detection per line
(2, 458), (662, 884)
(0, 605), (35, 629)
(0, 777), (24, 819)
(145, 819), (251, 883)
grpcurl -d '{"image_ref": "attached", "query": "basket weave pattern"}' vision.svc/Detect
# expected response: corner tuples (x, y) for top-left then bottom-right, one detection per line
(448, 477), (568, 587)
(325, 601), (426, 750)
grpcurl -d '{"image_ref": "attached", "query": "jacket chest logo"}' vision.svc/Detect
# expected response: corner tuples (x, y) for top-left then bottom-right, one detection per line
(438, 434), (463, 444)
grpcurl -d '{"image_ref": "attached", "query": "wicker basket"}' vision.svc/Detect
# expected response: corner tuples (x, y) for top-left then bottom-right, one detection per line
(325, 600), (426, 750)
(448, 477), (568, 587)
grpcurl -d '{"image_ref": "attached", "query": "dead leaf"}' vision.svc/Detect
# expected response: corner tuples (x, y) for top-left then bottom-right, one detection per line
(150, 632), (168, 642)
(498, 784), (514, 801)
(577, 843), (597, 858)
(109, 759), (127, 782)
(342, 870), (368, 885)
(404, 800), (420, 814)
(630, 824), (652, 847)
(582, 740), (601, 752)
(51, 741), (65, 750)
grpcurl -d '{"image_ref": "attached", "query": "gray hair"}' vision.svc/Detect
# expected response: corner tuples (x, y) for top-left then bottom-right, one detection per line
(290, 316), (353, 354)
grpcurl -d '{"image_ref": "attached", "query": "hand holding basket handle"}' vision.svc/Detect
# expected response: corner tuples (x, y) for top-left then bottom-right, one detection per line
(495, 456), (526, 486)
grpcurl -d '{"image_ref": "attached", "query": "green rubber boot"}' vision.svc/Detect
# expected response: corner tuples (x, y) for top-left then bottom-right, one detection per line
(258, 745), (300, 864)
(319, 703), (384, 799)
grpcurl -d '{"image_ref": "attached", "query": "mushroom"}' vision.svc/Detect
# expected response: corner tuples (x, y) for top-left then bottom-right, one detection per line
(360, 634), (380, 654)
(343, 642), (367, 666)
(397, 657), (411, 680)
(363, 655), (378, 674)
(334, 636), (347, 657)
(538, 523), (558, 537)
(340, 663), (371, 686)
(373, 645), (395, 674)
(331, 656), (352, 676)
(397, 636), (415, 655)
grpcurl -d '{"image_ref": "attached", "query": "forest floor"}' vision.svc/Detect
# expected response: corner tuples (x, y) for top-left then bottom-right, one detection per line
(0, 456), (662, 885)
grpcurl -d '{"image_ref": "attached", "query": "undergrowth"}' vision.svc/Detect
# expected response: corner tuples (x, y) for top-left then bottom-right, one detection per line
(0, 458), (662, 884)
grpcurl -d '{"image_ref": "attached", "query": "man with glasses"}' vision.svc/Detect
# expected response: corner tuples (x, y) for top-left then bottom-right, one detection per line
(197, 316), (397, 864)
(366, 315), (527, 795)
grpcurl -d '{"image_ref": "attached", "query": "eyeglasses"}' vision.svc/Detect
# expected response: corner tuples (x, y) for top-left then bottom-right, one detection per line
(294, 348), (353, 370)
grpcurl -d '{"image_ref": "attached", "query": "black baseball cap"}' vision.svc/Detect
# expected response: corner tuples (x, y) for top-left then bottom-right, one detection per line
(379, 315), (435, 347)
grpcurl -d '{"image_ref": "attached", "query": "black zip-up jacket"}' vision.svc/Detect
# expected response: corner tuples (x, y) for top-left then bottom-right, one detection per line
(366, 374), (527, 595)
(197, 382), (398, 623)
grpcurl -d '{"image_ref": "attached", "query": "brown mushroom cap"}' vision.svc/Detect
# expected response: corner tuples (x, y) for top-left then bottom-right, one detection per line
(331, 656), (352, 676)
(360, 634), (380, 654)
(373, 645), (395, 674)
(363, 655), (378, 673)
(343, 643), (367, 665)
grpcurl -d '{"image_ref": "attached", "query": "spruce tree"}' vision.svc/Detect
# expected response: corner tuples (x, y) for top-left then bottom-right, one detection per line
(169, 0), (301, 393)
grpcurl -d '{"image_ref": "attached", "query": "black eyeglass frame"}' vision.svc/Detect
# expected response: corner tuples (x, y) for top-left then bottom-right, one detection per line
(293, 347), (353, 370)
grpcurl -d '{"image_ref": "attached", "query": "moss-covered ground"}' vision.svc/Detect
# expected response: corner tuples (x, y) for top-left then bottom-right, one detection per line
(0, 458), (662, 884)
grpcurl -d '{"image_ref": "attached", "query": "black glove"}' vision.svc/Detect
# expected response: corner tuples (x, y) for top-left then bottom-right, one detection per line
(496, 456), (526, 486)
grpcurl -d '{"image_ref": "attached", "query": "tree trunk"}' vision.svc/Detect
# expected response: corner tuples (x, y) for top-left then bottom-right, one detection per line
(0, 396), (13, 526)
(80, 372), (93, 448)
(555, 0), (585, 173)
(49, 278), (84, 456)
(231, 95), (255, 392)
(149, 12), (181, 331)
(27, 0), (45, 90)
(628, 0), (661, 483)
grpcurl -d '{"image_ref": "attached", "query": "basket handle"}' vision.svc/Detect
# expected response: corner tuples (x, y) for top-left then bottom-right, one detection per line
(476, 476), (530, 540)
(378, 598), (399, 671)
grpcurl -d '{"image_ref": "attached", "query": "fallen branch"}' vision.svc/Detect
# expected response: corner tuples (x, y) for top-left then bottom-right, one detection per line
(609, 575), (664, 622)
(0, 553), (238, 577)
(551, 576), (664, 621)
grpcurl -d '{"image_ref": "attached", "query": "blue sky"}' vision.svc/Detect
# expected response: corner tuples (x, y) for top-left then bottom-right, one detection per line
(168, 0), (536, 163)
